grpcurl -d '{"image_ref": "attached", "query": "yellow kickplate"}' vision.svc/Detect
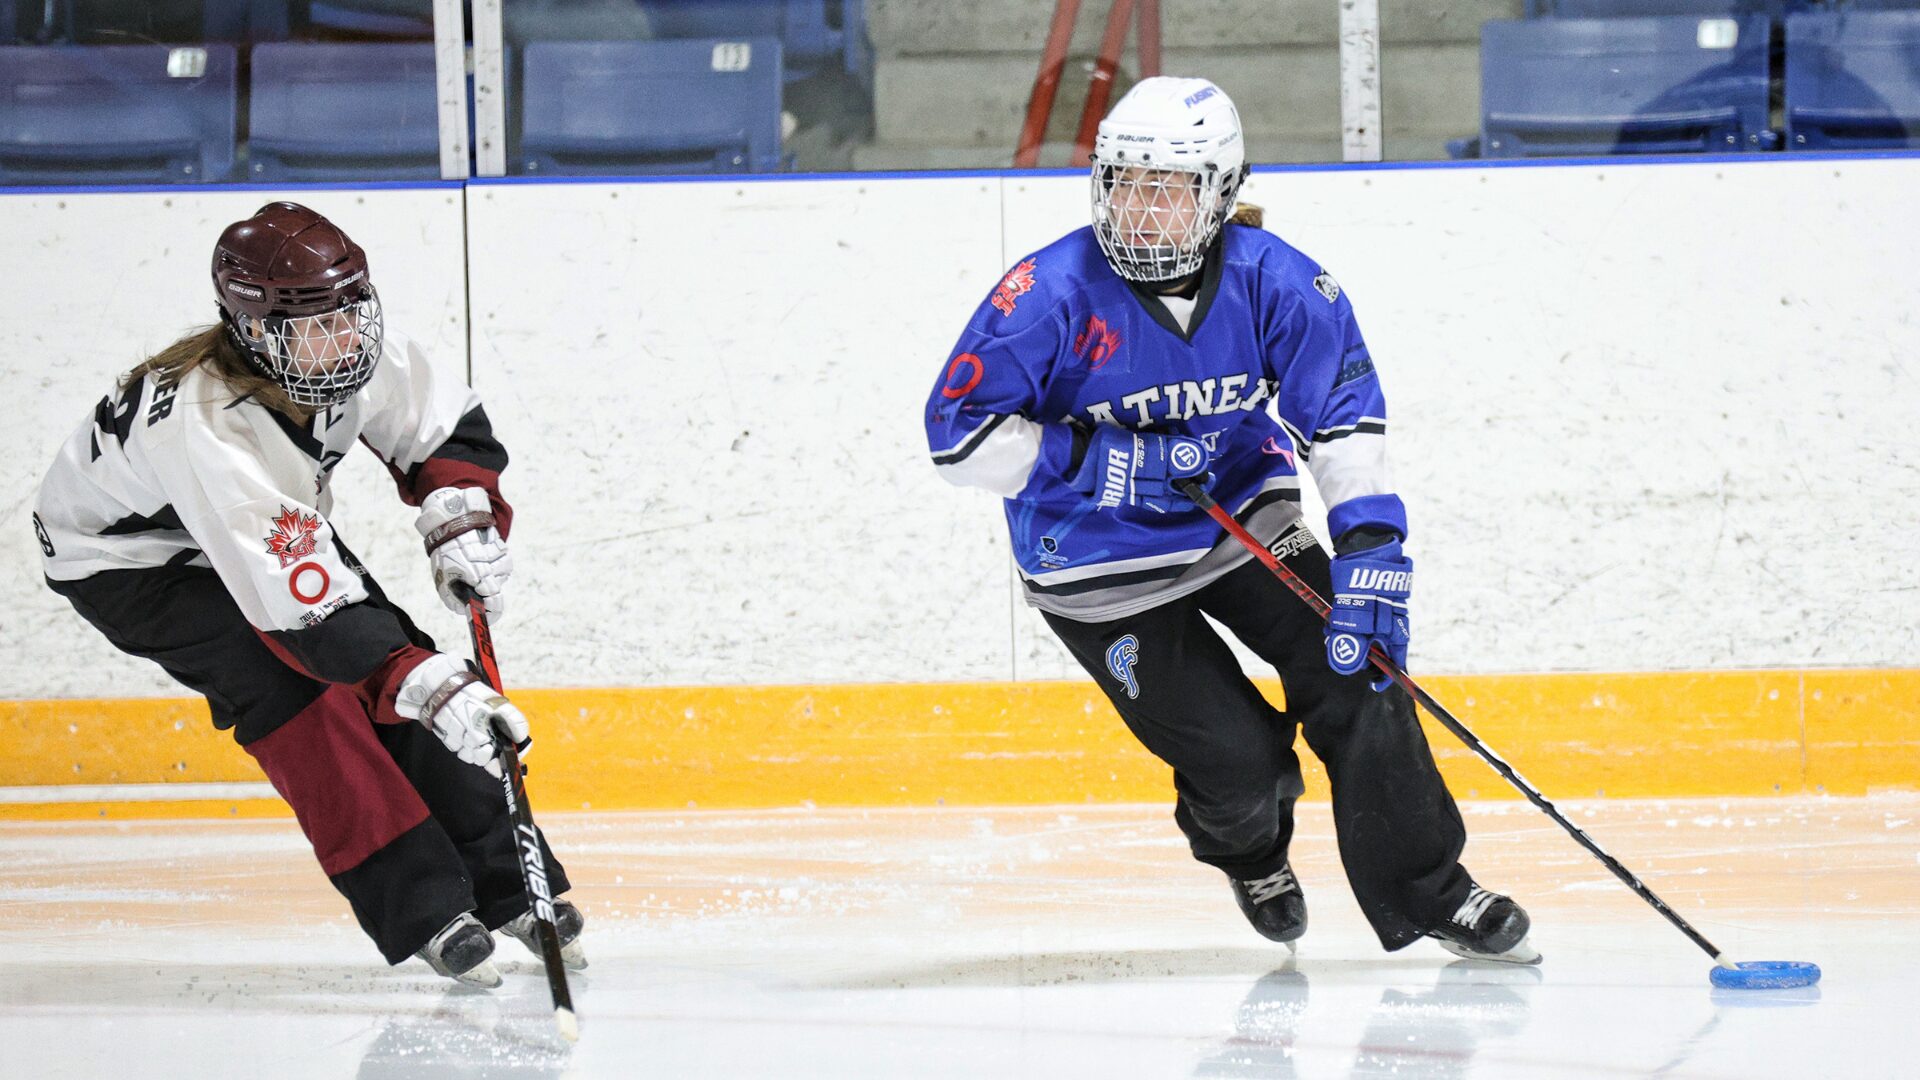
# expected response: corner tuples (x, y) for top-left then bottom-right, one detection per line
(2, 670), (1913, 820)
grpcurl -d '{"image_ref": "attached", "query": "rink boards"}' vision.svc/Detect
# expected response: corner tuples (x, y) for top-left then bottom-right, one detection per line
(3, 158), (1918, 819)
(3, 667), (1916, 819)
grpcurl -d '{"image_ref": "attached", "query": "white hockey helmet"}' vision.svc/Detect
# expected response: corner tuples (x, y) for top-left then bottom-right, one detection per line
(1090, 77), (1249, 283)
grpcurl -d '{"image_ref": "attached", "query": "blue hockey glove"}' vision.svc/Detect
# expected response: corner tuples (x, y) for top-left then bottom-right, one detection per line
(1069, 426), (1213, 514)
(1325, 539), (1412, 691)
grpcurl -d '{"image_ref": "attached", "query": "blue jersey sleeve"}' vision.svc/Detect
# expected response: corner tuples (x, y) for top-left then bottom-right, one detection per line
(1262, 270), (1406, 543)
(925, 264), (1079, 498)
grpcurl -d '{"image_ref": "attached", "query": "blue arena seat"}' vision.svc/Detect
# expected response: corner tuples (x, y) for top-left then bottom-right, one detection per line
(1529, 0), (1792, 18)
(1785, 12), (1920, 148)
(518, 37), (784, 175)
(1, 1), (286, 44)
(247, 42), (443, 181)
(1480, 16), (1775, 156)
(302, 1), (435, 40)
(640, 0), (867, 85)
(0, 44), (236, 184)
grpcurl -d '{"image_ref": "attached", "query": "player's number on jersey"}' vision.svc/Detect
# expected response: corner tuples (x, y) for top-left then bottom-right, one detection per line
(88, 382), (140, 461)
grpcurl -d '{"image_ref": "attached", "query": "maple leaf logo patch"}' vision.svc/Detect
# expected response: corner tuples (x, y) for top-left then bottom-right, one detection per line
(264, 506), (322, 568)
(991, 258), (1037, 317)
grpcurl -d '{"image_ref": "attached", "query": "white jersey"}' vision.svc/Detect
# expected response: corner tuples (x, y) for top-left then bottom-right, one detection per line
(36, 331), (490, 637)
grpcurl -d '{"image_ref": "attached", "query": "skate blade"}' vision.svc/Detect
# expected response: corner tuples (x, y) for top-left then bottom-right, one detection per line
(515, 933), (588, 971)
(1437, 935), (1542, 966)
(451, 958), (504, 989)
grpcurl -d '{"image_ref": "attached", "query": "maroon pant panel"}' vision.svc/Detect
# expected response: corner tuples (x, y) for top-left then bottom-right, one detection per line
(246, 684), (432, 877)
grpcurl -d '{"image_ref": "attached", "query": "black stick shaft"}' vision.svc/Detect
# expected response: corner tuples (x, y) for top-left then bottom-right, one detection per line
(456, 587), (577, 1029)
(1176, 479), (1729, 964)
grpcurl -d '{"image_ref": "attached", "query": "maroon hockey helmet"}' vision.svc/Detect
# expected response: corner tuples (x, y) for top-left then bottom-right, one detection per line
(211, 202), (384, 408)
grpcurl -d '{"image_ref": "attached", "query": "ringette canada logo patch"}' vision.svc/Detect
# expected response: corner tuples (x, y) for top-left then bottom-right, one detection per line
(265, 506), (322, 568)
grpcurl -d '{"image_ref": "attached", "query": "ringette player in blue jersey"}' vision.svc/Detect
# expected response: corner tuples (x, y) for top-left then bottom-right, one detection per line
(926, 78), (1538, 963)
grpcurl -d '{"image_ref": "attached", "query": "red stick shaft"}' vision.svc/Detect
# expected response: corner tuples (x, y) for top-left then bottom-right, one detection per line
(465, 597), (504, 692)
(1180, 484), (1405, 688)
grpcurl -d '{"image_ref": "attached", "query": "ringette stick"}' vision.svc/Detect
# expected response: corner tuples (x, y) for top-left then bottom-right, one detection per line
(454, 583), (580, 1039)
(1174, 478), (1819, 989)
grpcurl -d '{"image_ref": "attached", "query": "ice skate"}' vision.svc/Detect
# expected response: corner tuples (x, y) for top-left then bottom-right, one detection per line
(417, 912), (503, 988)
(500, 898), (588, 971)
(1426, 884), (1541, 965)
(1231, 864), (1307, 948)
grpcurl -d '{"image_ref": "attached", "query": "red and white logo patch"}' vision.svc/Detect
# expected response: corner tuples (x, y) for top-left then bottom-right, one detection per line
(1074, 315), (1123, 370)
(264, 506), (321, 568)
(990, 258), (1037, 317)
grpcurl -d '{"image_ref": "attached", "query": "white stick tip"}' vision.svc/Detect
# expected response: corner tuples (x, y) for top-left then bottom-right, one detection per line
(1713, 954), (1740, 971)
(556, 1006), (580, 1043)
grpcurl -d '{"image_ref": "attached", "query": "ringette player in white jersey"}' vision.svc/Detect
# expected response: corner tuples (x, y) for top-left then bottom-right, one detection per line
(34, 202), (584, 987)
(926, 80), (1537, 963)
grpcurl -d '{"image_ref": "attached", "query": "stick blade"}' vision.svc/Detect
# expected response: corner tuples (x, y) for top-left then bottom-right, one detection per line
(555, 1006), (580, 1043)
(1709, 960), (1821, 990)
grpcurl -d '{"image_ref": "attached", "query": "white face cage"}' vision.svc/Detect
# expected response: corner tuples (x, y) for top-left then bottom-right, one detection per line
(242, 292), (385, 408)
(1091, 161), (1242, 283)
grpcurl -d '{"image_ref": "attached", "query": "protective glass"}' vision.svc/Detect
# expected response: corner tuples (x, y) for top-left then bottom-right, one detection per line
(1091, 162), (1237, 283)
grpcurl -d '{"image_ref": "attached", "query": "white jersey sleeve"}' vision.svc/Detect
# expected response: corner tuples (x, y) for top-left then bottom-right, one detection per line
(353, 332), (514, 532)
(357, 334), (482, 483)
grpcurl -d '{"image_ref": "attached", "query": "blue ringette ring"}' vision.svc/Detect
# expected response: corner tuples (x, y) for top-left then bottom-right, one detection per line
(1709, 960), (1822, 989)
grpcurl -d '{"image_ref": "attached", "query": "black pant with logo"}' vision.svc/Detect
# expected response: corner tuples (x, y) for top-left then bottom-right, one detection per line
(1042, 524), (1474, 950)
(48, 554), (568, 964)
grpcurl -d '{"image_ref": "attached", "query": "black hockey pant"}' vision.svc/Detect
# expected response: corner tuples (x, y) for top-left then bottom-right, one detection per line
(49, 556), (568, 964)
(1043, 524), (1473, 950)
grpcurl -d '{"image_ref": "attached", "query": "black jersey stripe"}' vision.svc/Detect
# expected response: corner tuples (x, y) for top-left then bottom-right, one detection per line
(1312, 420), (1387, 443)
(421, 405), (509, 473)
(1023, 488), (1301, 597)
(1022, 561), (1190, 597)
(931, 412), (1010, 466)
(1235, 486), (1303, 518)
(268, 405), (325, 459)
(99, 505), (187, 536)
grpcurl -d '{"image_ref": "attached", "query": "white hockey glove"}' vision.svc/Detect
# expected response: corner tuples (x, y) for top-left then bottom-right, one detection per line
(394, 654), (531, 779)
(416, 486), (512, 622)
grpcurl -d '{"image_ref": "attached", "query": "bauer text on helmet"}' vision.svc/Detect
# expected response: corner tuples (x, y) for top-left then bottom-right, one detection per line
(1091, 77), (1249, 283)
(211, 202), (386, 409)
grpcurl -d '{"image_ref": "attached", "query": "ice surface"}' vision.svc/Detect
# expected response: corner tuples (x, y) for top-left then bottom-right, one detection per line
(2, 795), (1915, 1078)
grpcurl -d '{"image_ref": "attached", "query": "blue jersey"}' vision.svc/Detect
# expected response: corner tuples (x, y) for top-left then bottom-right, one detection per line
(925, 223), (1406, 621)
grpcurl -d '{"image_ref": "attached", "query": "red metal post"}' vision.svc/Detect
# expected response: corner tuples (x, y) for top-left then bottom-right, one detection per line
(1015, 0), (1085, 168)
(1136, 0), (1161, 78)
(1070, 0), (1135, 166)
